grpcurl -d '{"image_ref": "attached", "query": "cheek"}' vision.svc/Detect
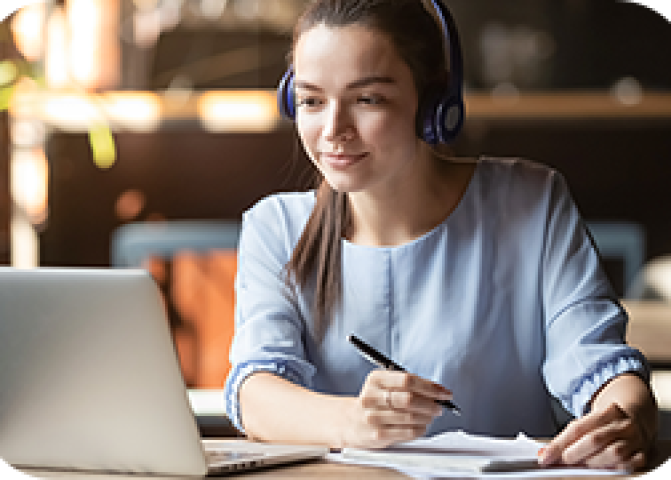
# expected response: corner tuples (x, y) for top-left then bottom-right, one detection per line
(296, 117), (320, 159)
(366, 111), (417, 147)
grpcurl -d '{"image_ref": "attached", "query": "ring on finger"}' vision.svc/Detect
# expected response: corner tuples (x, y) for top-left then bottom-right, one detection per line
(385, 390), (393, 409)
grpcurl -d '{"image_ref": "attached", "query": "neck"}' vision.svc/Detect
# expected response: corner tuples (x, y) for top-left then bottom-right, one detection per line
(346, 153), (475, 247)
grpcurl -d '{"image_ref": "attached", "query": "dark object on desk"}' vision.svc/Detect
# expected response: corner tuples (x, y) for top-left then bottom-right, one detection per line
(197, 414), (241, 438)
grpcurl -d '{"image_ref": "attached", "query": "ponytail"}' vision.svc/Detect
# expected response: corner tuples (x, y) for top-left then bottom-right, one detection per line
(285, 180), (349, 339)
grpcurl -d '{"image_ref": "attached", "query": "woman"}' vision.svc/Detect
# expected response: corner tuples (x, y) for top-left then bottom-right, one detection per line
(223, 0), (658, 471)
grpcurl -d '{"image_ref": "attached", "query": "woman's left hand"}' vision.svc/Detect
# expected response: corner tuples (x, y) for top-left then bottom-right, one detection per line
(539, 403), (647, 471)
(539, 374), (657, 472)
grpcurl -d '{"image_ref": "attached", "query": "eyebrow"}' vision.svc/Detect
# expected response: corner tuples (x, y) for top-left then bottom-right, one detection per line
(294, 75), (396, 91)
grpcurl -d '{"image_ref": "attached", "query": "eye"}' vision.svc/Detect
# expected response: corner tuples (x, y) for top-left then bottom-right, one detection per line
(357, 95), (384, 105)
(296, 96), (323, 109)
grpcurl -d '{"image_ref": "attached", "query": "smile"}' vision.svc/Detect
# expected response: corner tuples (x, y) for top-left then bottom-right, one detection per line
(320, 152), (368, 169)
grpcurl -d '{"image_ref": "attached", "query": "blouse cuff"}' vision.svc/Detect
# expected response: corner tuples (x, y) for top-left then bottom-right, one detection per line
(224, 360), (307, 433)
(565, 354), (650, 418)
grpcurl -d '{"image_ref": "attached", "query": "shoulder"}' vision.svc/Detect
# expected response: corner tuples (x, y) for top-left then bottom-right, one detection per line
(241, 191), (316, 250)
(465, 157), (575, 232)
(245, 191), (315, 225)
(474, 157), (569, 201)
(476, 157), (561, 185)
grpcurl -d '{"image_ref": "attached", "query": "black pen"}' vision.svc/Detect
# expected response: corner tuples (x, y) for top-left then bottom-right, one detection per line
(347, 334), (461, 416)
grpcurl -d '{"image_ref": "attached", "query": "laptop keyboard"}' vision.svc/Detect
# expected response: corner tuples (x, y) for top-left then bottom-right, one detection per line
(204, 448), (266, 468)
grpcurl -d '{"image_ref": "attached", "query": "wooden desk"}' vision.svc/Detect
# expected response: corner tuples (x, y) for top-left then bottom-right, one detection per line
(622, 300), (671, 365)
(15, 301), (671, 479)
(17, 439), (671, 479)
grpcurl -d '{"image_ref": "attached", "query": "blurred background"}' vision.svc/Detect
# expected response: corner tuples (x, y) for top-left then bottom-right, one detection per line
(1, 1), (670, 424)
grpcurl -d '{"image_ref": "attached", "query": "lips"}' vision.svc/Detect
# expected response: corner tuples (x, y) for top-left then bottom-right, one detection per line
(320, 152), (368, 169)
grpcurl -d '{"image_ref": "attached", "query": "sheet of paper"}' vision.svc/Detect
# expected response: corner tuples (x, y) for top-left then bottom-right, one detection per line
(329, 430), (626, 478)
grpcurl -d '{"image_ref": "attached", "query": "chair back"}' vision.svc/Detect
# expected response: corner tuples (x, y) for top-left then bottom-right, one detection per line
(586, 221), (646, 298)
(111, 220), (241, 267)
(111, 220), (241, 389)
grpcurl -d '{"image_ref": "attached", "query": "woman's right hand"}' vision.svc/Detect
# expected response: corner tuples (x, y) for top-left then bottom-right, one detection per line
(341, 369), (453, 448)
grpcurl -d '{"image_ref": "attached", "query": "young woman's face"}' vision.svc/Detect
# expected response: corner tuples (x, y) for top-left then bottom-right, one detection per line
(293, 23), (422, 195)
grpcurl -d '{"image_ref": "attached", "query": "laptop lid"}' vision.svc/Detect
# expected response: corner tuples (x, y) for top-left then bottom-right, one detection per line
(0, 267), (210, 476)
(0, 267), (327, 476)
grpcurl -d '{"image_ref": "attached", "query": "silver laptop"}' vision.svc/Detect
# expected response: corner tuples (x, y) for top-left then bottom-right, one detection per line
(0, 267), (327, 476)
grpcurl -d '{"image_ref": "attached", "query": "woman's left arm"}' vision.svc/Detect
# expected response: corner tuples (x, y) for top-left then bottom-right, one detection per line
(540, 373), (658, 471)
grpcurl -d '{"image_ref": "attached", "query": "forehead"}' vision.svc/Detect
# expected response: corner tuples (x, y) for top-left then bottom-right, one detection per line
(293, 23), (410, 86)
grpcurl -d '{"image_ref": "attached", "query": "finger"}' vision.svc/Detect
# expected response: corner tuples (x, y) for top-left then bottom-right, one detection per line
(540, 404), (627, 466)
(370, 370), (452, 402)
(362, 407), (438, 428)
(582, 440), (641, 471)
(399, 373), (453, 402)
(584, 446), (647, 472)
(561, 415), (643, 466)
(388, 389), (443, 417)
(359, 372), (393, 409)
(364, 425), (428, 447)
(623, 451), (647, 473)
(364, 387), (441, 419)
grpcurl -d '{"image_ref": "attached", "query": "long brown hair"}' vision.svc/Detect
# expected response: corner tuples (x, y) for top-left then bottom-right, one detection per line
(284, 0), (449, 337)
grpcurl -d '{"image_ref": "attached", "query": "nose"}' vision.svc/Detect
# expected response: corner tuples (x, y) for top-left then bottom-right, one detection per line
(323, 102), (354, 142)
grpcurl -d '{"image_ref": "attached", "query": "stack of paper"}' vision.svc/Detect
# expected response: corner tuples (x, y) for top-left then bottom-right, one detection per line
(330, 430), (625, 477)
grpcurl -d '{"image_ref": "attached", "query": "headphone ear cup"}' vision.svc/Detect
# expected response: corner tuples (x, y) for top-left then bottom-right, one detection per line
(416, 87), (441, 145)
(435, 94), (464, 144)
(277, 67), (296, 120)
(416, 88), (464, 145)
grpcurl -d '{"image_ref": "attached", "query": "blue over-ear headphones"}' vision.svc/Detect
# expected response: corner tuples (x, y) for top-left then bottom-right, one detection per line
(276, 0), (464, 145)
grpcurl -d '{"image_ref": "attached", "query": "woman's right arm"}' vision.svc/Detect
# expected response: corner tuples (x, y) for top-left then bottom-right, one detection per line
(239, 369), (450, 448)
(225, 197), (449, 448)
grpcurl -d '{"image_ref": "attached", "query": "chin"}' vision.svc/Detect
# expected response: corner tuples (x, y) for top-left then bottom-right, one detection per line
(322, 178), (364, 194)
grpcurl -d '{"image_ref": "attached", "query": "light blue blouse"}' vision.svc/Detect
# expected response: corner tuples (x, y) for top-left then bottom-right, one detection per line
(224, 157), (648, 438)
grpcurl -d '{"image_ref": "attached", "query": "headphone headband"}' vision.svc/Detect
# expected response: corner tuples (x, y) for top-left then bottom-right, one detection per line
(418, 0), (464, 144)
(277, 0), (464, 144)
(430, 0), (463, 96)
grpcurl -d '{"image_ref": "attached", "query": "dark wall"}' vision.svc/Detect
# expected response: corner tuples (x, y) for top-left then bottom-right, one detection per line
(41, 128), (316, 267)
(141, 1), (671, 93)
(448, 0), (671, 91)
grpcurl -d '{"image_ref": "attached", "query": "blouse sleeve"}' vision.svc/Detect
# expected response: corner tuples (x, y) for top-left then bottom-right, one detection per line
(540, 171), (650, 418)
(223, 197), (316, 432)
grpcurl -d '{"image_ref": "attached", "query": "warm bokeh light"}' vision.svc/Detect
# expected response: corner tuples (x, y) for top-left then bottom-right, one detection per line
(10, 214), (39, 269)
(24, 0), (122, 90)
(115, 189), (146, 221)
(45, 6), (69, 89)
(10, 117), (46, 148)
(67, 0), (120, 90)
(10, 2), (46, 62)
(198, 90), (280, 133)
(10, 147), (49, 226)
(41, 93), (105, 131)
(103, 91), (162, 131)
(16, 91), (161, 132)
